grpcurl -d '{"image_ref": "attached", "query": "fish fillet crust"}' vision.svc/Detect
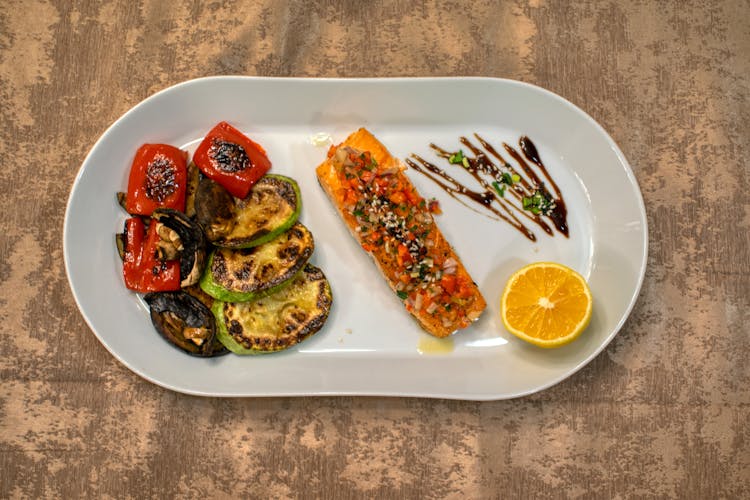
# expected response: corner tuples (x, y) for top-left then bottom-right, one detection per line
(316, 128), (486, 337)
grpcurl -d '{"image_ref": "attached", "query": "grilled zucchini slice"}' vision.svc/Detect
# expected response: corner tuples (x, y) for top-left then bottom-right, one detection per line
(212, 264), (332, 353)
(200, 222), (314, 302)
(195, 174), (301, 248)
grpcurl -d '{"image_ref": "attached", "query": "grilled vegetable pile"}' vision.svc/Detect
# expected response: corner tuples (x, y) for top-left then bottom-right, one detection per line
(115, 122), (332, 356)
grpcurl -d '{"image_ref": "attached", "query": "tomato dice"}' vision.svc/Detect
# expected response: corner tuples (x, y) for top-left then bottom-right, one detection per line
(192, 121), (271, 199)
(125, 144), (188, 216)
(121, 217), (180, 293)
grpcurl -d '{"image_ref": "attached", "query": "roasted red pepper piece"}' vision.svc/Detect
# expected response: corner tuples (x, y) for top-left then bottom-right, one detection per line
(122, 217), (180, 293)
(192, 121), (271, 199)
(122, 218), (146, 291)
(125, 144), (188, 216)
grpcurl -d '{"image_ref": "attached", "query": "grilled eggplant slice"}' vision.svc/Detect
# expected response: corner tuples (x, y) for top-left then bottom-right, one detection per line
(144, 291), (227, 357)
(200, 222), (314, 302)
(184, 162), (201, 218)
(152, 208), (206, 287)
(195, 174), (301, 248)
(212, 264), (332, 354)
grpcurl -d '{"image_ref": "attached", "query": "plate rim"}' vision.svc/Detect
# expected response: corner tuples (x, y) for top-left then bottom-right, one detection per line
(63, 76), (648, 400)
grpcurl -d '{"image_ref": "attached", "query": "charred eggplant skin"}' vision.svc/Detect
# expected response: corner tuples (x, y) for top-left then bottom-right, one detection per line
(144, 291), (225, 357)
(194, 174), (301, 248)
(152, 208), (207, 287)
(212, 264), (333, 354)
(194, 177), (236, 241)
(199, 222), (314, 302)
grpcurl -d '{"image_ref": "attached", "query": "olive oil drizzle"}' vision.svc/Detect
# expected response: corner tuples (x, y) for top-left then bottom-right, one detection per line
(407, 135), (569, 241)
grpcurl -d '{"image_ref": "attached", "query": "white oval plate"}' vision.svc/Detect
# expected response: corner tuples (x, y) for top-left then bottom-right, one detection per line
(64, 77), (647, 400)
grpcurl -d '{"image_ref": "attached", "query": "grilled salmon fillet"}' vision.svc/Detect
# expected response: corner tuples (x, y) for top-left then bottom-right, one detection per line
(316, 128), (486, 337)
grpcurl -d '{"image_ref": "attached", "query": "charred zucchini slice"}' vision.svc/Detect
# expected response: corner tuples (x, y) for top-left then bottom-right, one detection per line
(200, 222), (314, 302)
(195, 174), (301, 248)
(212, 264), (332, 353)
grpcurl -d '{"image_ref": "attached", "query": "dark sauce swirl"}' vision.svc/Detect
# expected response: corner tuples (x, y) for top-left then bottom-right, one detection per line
(408, 135), (569, 241)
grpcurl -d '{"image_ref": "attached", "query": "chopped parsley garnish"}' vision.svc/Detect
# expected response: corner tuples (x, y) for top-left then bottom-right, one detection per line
(492, 181), (506, 197)
(522, 189), (554, 216)
(448, 150), (465, 164)
(499, 172), (521, 185)
(397, 291), (408, 300)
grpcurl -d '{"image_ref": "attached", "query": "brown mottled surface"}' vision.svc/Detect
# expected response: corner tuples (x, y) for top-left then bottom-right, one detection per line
(1, 0), (748, 497)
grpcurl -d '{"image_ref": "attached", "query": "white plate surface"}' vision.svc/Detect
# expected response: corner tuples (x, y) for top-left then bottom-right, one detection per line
(64, 77), (647, 400)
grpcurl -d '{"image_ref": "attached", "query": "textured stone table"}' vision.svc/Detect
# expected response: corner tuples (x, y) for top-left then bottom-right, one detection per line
(1, 1), (748, 498)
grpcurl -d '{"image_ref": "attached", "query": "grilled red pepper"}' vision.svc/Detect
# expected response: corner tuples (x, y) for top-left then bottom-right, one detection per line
(122, 217), (180, 293)
(192, 121), (271, 199)
(125, 144), (188, 216)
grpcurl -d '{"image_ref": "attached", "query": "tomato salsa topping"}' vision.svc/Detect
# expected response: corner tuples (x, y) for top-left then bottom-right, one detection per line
(125, 144), (188, 216)
(192, 121), (271, 199)
(329, 146), (474, 328)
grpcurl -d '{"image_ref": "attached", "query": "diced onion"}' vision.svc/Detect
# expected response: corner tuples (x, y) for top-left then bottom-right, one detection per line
(334, 148), (349, 165)
(426, 303), (439, 314)
(414, 293), (423, 311)
(442, 258), (457, 275)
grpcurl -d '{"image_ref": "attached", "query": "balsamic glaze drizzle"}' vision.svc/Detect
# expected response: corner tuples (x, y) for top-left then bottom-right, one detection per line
(407, 135), (569, 241)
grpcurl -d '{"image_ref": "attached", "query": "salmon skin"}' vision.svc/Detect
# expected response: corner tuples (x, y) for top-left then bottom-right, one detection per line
(316, 128), (486, 337)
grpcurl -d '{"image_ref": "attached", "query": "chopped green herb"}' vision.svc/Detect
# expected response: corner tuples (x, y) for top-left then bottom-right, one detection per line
(492, 181), (506, 197)
(352, 209), (364, 217)
(397, 291), (408, 300)
(462, 157), (470, 169)
(502, 172), (513, 185)
(522, 189), (554, 215)
(511, 173), (521, 183)
(448, 150), (465, 164)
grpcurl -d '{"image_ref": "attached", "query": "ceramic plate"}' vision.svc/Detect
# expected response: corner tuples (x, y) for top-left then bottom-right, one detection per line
(64, 77), (647, 400)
